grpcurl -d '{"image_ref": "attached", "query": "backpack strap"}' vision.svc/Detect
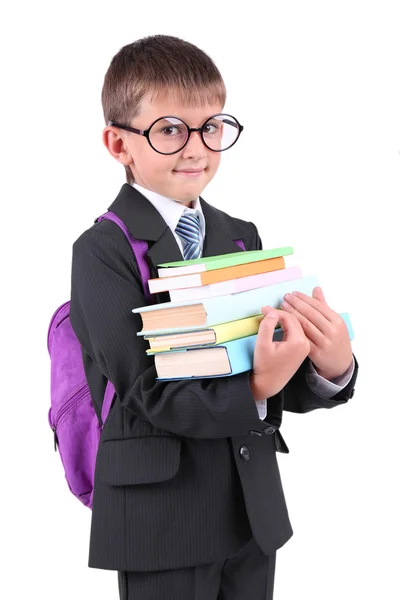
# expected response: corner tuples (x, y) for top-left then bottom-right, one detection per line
(96, 211), (154, 303)
(234, 239), (245, 250)
(96, 210), (155, 425)
(102, 382), (117, 425)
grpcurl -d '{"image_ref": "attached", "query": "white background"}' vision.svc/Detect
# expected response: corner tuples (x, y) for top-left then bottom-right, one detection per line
(1, 1), (399, 598)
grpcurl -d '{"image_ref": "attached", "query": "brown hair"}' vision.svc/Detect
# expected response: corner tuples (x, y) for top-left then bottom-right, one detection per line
(101, 35), (227, 184)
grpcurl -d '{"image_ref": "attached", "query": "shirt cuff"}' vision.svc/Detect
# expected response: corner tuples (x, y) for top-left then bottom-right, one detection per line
(306, 356), (355, 399)
(256, 398), (267, 420)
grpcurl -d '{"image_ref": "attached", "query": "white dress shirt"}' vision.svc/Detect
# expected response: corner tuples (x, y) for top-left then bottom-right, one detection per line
(132, 182), (355, 420)
(133, 183), (206, 255)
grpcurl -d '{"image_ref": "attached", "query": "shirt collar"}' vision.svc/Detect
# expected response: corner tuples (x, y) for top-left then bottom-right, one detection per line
(132, 183), (205, 237)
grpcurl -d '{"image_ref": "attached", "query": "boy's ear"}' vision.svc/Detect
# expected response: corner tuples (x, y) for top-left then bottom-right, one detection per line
(102, 126), (134, 167)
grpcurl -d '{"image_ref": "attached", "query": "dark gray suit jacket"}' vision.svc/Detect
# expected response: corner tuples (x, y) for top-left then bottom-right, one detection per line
(70, 184), (358, 572)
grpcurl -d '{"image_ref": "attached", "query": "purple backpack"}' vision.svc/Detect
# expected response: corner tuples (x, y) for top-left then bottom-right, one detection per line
(47, 211), (154, 509)
(47, 209), (245, 509)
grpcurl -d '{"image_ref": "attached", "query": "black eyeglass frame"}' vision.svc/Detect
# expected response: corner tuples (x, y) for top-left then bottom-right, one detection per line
(107, 113), (244, 155)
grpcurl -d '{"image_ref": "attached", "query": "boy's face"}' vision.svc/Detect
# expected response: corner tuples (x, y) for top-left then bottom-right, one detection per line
(105, 93), (224, 206)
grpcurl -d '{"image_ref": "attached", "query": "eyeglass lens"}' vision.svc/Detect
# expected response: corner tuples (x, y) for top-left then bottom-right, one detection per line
(149, 114), (240, 154)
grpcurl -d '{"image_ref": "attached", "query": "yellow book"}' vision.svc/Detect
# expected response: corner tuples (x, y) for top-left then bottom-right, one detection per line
(214, 315), (264, 344)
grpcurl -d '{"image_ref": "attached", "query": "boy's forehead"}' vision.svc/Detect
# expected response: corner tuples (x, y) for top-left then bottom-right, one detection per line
(137, 90), (224, 125)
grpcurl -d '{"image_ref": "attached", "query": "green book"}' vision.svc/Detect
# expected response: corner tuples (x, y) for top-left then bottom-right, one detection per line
(157, 247), (294, 278)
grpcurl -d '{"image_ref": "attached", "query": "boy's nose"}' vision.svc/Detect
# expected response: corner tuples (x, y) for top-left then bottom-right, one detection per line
(181, 130), (207, 159)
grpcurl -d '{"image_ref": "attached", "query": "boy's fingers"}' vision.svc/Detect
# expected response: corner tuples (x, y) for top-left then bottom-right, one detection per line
(261, 306), (304, 340)
(261, 306), (282, 323)
(261, 305), (279, 318)
(260, 307), (278, 324)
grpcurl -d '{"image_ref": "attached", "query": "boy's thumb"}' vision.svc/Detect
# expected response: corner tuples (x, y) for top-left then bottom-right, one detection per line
(261, 306), (278, 319)
(259, 307), (278, 335)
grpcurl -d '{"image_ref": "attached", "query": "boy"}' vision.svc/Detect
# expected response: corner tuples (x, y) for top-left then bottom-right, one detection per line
(70, 35), (358, 600)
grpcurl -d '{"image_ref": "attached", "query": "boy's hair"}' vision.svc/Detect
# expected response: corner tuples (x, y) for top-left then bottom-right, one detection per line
(101, 35), (226, 184)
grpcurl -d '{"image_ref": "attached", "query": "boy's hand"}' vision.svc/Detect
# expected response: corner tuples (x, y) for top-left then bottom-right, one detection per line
(280, 286), (353, 381)
(250, 308), (311, 401)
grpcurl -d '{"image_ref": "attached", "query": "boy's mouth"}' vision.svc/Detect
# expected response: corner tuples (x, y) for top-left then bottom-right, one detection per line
(173, 168), (206, 178)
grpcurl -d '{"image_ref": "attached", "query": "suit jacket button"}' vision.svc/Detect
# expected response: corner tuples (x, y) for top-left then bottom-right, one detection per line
(264, 426), (276, 435)
(239, 445), (251, 461)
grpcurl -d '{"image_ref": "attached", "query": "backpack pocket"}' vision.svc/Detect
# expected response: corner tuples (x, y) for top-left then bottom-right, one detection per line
(48, 382), (101, 506)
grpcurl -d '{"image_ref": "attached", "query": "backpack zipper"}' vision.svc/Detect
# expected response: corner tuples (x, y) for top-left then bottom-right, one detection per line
(51, 425), (59, 452)
(51, 382), (90, 452)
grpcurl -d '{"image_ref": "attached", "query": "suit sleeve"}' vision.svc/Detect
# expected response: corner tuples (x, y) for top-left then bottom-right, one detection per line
(70, 228), (270, 439)
(248, 222), (358, 413)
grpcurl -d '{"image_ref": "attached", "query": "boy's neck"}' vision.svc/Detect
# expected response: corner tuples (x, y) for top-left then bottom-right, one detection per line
(132, 182), (195, 208)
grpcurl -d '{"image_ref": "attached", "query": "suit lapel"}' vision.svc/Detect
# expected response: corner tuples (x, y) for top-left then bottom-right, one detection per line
(202, 222), (245, 257)
(146, 228), (183, 272)
(106, 184), (183, 276)
(200, 197), (249, 257)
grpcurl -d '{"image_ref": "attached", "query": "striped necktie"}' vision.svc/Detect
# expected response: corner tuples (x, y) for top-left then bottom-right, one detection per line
(175, 212), (202, 260)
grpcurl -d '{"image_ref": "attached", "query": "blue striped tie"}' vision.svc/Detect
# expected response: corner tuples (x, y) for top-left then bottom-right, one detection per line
(175, 212), (202, 260)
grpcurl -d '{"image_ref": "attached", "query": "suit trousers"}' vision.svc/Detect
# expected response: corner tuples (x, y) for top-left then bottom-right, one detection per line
(117, 536), (276, 600)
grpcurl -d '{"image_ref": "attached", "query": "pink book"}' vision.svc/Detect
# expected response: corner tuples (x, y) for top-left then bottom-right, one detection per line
(169, 265), (303, 302)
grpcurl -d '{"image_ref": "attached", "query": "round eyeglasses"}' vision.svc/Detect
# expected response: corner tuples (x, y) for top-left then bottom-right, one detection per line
(107, 113), (244, 155)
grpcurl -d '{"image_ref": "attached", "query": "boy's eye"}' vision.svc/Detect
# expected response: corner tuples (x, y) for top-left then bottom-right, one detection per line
(203, 122), (221, 135)
(161, 126), (181, 136)
(153, 120), (187, 137)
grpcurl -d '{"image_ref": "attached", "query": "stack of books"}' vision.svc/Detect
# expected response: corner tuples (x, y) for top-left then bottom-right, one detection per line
(132, 247), (354, 380)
